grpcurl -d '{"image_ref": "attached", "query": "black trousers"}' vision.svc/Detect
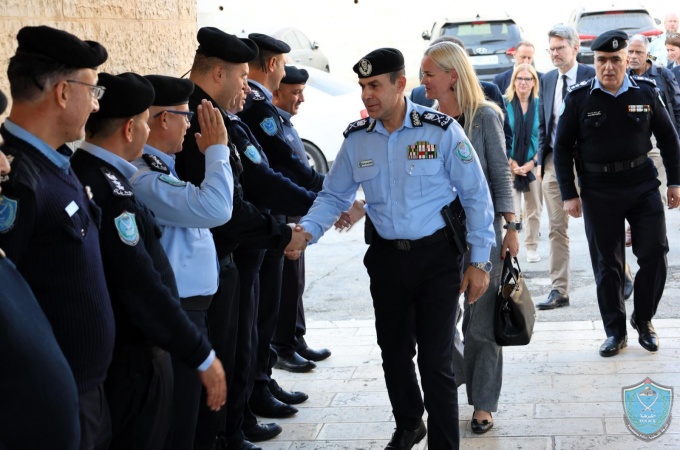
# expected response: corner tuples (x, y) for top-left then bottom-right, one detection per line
(364, 239), (462, 450)
(78, 384), (111, 450)
(580, 177), (668, 338)
(193, 260), (239, 450)
(272, 252), (307, 355)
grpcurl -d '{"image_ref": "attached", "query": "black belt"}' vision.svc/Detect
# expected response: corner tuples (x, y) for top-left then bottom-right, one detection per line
(112, 344), (166, 361)
(373, 228), (448, 251)
(579, 155), (648, 173)
(180, 294), (213, 311)
(219, 252), (234, 267)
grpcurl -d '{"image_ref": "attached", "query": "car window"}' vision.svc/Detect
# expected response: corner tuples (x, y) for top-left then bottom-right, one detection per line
(577, 12), (656, 35)
(294, 30), (312, 50)
(440, 20), (520, 47)
(281, 31), (303, 50)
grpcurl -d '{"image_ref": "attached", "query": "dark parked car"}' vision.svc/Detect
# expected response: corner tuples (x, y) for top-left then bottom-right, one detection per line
(422, 13), (524, 81)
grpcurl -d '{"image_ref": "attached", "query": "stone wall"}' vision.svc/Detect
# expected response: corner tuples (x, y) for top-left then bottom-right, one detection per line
(0, 0), (197, 117)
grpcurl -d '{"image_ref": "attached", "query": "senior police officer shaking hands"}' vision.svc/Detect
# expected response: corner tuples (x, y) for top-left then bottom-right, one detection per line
(553, 30), (680, 358)
(298, 48), (495, 450)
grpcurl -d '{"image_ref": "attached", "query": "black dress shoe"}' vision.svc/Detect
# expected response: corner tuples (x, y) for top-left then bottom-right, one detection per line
(471, 412), (493, 434)
(599, 335), (627, 357)
(269, 378), (308, 405)
(242, 422), (282, 442)
(536, 289), (570, 310)
(218, 436), (263, 450)
(385, 420), (426, 450)
(623, 264), (634, 300)
(630, 317), (659, 352)
(249, 387), (298, 418)
(297, 346), (332, 362)
(274, 351), (316, 373)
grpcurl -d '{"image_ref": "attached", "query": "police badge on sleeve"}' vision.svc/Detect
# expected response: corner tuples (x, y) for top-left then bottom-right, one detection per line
(260, 117), (278, 136)
(622, 377), (673, 441)
(114, 211), (139, 246)
(0, 195), (18, 233)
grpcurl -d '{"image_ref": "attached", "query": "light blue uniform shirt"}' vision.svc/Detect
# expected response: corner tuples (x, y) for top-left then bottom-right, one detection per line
(591, 73), (635, 97)
(276, 107), (308, 163)
(300, 99), (495, 262)
(129, 144), (234, 298)
(4, 119), (70, 172)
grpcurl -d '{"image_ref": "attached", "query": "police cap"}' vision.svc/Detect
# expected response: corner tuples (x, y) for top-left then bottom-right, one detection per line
(196, 27), (259, 63)
(353, 48), (405, 78)
(15, 25), (107, 69)
(144, 75), (194, 106)
(248, 33), (291, 54)
(0, 90), (6, 115)
(281, 66), (309, 84)
(591, 30), (628, 52)
(97, 73), (155, 118)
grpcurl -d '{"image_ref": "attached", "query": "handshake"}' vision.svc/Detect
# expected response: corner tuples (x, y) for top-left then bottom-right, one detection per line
(283, 223), (312, 260)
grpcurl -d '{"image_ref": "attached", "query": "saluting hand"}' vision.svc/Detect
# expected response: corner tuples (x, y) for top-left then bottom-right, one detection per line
(198, 357), (227, 412)
(195, 99), (229, 154)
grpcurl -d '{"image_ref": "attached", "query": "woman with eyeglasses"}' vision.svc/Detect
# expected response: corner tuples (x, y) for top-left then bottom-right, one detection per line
(504, 63), (542, 264)
(421, 41), (516, 435)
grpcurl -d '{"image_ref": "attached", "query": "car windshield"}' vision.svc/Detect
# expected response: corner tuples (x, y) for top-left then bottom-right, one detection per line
(440, 20), (521, 47)
(577, 11), (655, 35)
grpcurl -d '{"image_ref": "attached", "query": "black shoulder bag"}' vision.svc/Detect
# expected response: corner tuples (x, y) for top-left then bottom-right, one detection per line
(494, 251), (536, 346)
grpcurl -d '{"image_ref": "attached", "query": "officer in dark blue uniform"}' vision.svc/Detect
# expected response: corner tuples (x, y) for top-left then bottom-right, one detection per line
(175, 27), (309, 450)
(71, 73), (226, 449)
(554, 30), (680, 357)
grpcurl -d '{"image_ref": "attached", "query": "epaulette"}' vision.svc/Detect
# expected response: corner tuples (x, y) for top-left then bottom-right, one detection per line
(251, 89), (266, 101)
(343, 118), (371, 138)
(631, 74), (657, 87)
(100, 167), (134, 197)
(568, 79), (591, 93)
(142, 154), (170, 174)
(420, 111), (453, 130)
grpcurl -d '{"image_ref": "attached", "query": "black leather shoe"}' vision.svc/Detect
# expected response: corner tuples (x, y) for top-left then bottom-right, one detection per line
(623, 264), (634, 300)
(471, 412), (493, 434)
(630, 316), (659, 352)
(249, 388), (298, 418)
(536, 289), (570, 310)
(599, 335), (627, 357)
(218, 436), (263, 450)
(297, 346), (332, 362)
(274, 351), (316, 373)
(242, 422), (282, 442)
(269, 378), (308, 405)
(385, 420), (426, 450)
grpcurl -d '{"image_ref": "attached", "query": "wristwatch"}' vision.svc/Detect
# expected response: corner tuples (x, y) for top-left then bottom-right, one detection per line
(503, 221), (522, 231)
(470, 261), (492, 273)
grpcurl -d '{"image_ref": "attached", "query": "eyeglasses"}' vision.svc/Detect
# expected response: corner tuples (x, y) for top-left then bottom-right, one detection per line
(66, 80), (106, 100)
(153, 110), (195, 123)
(546, 45), (568, 54)
(515, 76), (535, 83)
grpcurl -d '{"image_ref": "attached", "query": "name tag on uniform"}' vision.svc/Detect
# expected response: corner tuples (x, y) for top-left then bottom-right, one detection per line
(587, 111), (601, 117)
(358, 159), (373, 168)
(285, 133), (294, 142)
(65, 201), (79, 217)
(628, 105), (650, 113)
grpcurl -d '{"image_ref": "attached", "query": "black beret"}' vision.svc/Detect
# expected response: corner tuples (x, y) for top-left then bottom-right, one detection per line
(96, 73), (155, 118)
(281, 66), (309, 84)
(144, 75), (194, 107)
(591, 30), (629, 52)
(0, 90), (6, 116)
(196, 27), (258, 63)
(15, 25), (107, 69)
(248, 33), (291, 54)
(353, 48), (405, 78)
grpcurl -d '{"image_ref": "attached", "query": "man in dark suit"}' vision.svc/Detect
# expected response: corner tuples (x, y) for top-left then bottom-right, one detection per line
(536, 25), (595, 311)
(492, 40), (543, 95)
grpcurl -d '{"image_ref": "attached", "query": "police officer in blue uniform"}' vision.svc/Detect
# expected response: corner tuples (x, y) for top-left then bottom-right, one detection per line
(298, 48), (495, 450)
(129, 75), (233, 450)
(71, 73), (226, 449)
(554, 30), (680, 357)
(0, 26), (116, 449)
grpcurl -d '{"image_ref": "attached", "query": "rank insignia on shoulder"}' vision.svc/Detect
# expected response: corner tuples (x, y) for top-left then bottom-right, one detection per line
(627, 105), (651, 113)
(410, 110), (423, 127)
(408, 141), (437, 160)
(142, 154), (170, 174)
(243, 145), (262, 164)
(158, 174), (187, 187)
(260, 117), (278, 136)
(455, 141), (474, 163)
(421, 111), (453, 130)
(343, 118), (371, 137)
(251, 89), (266, 101)
(358, 159), (373, 168)
(568, 79), (590, 92)
(0, 195), (18, 233)
(101, 168), (134, 197)
(631, 75), (656, 86)
(114, 211), (139, 246)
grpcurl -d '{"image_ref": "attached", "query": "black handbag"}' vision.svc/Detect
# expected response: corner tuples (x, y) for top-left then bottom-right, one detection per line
(494, 251), (535, 346)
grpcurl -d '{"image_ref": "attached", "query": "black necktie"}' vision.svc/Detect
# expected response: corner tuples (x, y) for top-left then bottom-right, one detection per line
(561, 74), (568, 101)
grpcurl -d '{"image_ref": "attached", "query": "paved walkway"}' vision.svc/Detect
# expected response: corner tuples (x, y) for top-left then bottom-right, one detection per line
(257, 318), (680, 450)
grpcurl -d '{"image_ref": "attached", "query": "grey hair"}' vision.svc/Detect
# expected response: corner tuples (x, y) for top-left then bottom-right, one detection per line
(548, 25), (580, 48)
(629, 34), (649, 48)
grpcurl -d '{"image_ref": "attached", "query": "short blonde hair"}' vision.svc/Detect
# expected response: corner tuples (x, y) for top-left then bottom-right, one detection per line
(504, 63), (540, 101)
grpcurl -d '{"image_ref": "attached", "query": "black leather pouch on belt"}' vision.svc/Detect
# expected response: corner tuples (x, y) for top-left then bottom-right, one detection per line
(441, 197), (469, 254)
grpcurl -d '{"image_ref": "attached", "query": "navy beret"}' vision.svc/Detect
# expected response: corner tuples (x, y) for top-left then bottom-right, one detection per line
(353, 48), (405, 78)
(96, 73), (155, 118)
(144, 75), (194, 107)
(248, 33), (291, 54)
(0, 90), (6, 116)
(197, 27), (259, 63)
(591, 30), (628, 52)
(15, 25), (107, 69)
(281, 66), (309, 84)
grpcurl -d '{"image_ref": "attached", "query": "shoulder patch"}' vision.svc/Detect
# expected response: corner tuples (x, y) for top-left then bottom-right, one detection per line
(343, 118), (371, 138)
(421, 111), (453, 130)
(243, 145), (262, 164)
(158, 174), (187, 187)
(251, 89), (266, 101)
(0, 195), (18, 233)
(568, 79), (591, 93)
(410, 110), (423, 127)
(114, 211), (139, 246)
(455, 141), (474, 164)
(631, 74), (657, 87)
(100, 167), (134, 197)
(260, 117), (279, 136)
(142, 154), (170, 174)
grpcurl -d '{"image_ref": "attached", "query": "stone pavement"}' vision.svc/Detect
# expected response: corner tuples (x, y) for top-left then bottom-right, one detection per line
(257, 318), (680, 450)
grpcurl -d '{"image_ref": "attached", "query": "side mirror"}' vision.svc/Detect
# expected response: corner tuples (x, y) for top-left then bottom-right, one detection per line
(655, 18), (661, 25)
(312, 41), (320, 50)
(422, 30), (431, 41)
